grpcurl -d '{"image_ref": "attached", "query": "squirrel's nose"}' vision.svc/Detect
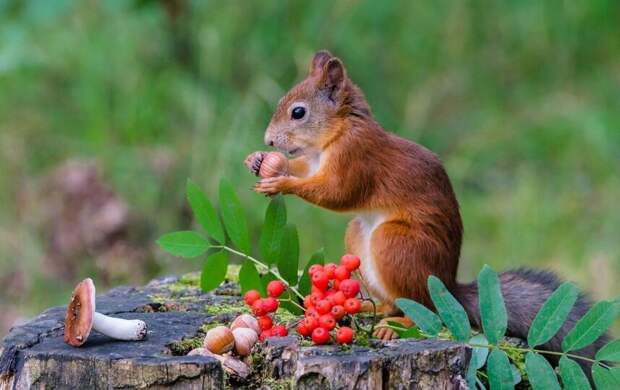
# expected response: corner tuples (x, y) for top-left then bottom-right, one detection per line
(264, 134), (274, 147)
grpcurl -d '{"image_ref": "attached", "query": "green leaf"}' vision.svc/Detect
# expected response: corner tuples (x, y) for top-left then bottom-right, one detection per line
(428, 275), (471, 341)
(592, 364), (620, 390)
(395, 298), (442, 336)
(386, 321), (422, 339)
(559, 356), (591, 390)
(239, 260), (265, 296)
(298, 249), (325, 296)
(528, 282), (579, 347)
(478, 265), (507, 344)
(186, 179), (225, 244)
(157, 231), (210, 258)
(277, 224), (299, 285)
(596, 339), (620, 362)
(278, 290), (304, 315)
(261, 273), (277, 293)
(467, 334), (489, 388)
(200, 251), (228, 292)
(470, 334), (490, 370)
(525, 352), (560, 390)
(487, 349), (515, 390)
(259, 196), (287, 265)
(218, 178), (250, 252)
(562, 300), (620, 352)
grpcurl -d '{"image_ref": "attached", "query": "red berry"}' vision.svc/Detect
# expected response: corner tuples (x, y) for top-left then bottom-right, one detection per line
(333, 280), (341, 290)
(267, 280), (286, 298)
(323, 263), (337, 279)
(315, 299), (333, 315)
(297, 323), (310, 336)
(258, 315), (273, 331)
(310, 287), (325, 297)
(340, 254), (361, 272)
(310, 291), (324, 306)
(344, 298), (361, 314)
(262, 297), (279, 313)
(271, 324), (288, 337)
(336, 326), (354, 344)
(334, 265), (351, 281)
(308, 264), (324, 277)
(252, 299), (267, 316)
(311, 271), (329, 291)
(244, 290), (261, 306)
(305, 308), (320, 320)
(339, 279), (360, 298)
(311, 327), (330, 345)
(303, 296), (314, 309)
(332, 291), (346, 306)
(318, 314), (336, 330)
(330, 305), (346, 320)
(259, 329), (273, 342)
(303, 316), (319, 332)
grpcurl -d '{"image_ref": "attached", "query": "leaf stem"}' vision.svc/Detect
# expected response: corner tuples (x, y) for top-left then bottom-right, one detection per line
(211, 245), (305, 300)
(467, 342), (612, 369)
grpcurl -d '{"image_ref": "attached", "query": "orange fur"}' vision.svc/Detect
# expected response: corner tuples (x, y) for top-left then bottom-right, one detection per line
(253, 50), (463, 322)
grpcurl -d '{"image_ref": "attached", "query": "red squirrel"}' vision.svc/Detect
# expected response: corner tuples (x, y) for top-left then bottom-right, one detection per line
(246, 50), (607, 366)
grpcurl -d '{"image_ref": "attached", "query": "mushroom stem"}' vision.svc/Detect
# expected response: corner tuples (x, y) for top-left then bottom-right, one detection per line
(92, 312), (147, 341)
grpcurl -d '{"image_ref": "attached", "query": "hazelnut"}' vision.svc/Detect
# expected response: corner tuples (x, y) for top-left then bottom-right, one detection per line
(204, 326), (235, 355)
(258, 152), (289, 178)
(230, 314), (260, 334)
(232, 327), (258, 356)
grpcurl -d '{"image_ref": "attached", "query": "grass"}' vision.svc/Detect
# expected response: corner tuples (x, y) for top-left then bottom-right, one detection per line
(0, 0), (618, 336)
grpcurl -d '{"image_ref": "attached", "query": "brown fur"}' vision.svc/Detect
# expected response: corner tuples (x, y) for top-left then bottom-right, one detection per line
(251, 51), (607, 369)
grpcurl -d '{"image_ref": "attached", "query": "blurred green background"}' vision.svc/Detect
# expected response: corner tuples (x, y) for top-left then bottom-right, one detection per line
(1, 0), (619, 338)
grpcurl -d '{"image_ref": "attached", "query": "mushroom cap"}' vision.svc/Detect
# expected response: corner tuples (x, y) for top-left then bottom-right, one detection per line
(64, 278), (96, 347)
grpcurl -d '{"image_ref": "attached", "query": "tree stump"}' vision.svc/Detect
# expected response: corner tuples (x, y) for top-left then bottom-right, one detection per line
(1, 275), (471, 389)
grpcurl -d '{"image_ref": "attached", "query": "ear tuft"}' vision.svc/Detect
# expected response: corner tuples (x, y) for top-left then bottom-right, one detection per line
(318, 58), (346, 103)
(309, 50), (333, 76)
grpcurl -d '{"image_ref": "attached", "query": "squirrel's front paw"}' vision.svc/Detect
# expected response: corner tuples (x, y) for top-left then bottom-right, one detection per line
(254, 176), (290, 196)
(244, 152), (266, 176)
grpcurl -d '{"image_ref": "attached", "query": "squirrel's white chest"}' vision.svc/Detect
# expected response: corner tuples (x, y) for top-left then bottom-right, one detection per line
(356, 212), (390, 301)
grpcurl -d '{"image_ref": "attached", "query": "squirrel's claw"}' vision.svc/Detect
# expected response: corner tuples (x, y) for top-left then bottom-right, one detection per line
(254, 176), (287, 196)
(244, 152), (265, 176)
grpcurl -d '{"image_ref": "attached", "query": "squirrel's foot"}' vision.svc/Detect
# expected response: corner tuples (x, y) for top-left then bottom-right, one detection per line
(373, 316), (414, 341)
(244, 152), (266, 176)
(254, 176), (291, 196)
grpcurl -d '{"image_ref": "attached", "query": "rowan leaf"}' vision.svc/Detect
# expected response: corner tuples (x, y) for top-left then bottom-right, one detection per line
(478, 265), (507, 344)
(428, 275), (471, 341)
(525, 352), (560, 390)
(395, 297), (442, 337)
(200, 251), (228, 292)
(219, 178), (250, 252)
(562, 300), (620, 352)
(157, 231), (209, 258)
(559, 356), (591, 390)
(186, 179), (225, 244)
(487, 349), (514, 390)
(259, 196), (287, 265)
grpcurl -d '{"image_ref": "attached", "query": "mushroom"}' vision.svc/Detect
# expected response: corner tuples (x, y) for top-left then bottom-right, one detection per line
(64, 278), (148, 347)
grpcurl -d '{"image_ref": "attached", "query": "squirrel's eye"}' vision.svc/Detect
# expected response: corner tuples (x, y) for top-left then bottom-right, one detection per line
(291, 106), (306, 120)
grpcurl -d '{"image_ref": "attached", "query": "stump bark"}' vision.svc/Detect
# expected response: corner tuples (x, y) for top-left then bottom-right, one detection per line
(1, 275), (470, 389)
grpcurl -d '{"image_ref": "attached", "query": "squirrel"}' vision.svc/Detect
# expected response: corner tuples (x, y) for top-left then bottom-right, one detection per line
(245, 50), (608, 370)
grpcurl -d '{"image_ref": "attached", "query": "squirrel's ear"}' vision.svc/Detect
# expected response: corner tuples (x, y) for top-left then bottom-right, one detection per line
(309, 50), (333, 76)
(317, 57), (346, 103)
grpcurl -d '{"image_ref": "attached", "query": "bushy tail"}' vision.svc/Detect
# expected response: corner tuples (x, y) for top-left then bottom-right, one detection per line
(453, 268), (608, 377)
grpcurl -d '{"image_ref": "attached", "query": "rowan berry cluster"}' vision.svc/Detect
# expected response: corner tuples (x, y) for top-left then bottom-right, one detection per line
(243, 280), (289, 341)
(297, 254), (362, 345)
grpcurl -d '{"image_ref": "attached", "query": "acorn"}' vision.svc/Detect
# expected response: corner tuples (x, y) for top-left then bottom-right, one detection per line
(230, 314), (260, 334)
(204, 326), (235, 355)
(232, 327), (258, 356)
(258, 152), (289, 178)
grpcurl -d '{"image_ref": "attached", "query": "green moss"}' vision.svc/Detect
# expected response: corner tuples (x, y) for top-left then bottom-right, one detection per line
(225, 264), (241, 283)
(260, 377), (295, 389)
(178, 272), (201, 287)
(167, 335), (204, 355)
(204, 301), (246, 316)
